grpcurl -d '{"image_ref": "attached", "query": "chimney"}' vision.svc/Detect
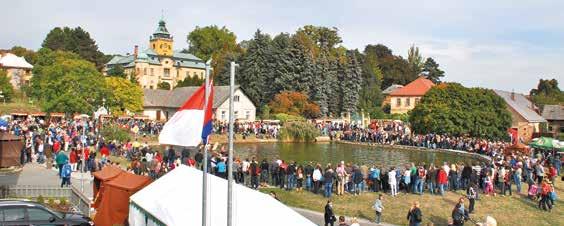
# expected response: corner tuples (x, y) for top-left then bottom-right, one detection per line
(134, 45), (139, 60)
(511, 90), (515, 101)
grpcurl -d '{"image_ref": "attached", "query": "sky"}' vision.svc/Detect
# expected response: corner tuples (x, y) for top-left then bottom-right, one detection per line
(2, 0), (563, 93)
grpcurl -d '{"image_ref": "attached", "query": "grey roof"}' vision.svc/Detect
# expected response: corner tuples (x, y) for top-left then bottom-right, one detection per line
(541, 105), (564, 121)
(144, 86), (244, 109)
(494, 90), (547, 123)
(382, 84), (404, 94)
(106, 49), (204, 69)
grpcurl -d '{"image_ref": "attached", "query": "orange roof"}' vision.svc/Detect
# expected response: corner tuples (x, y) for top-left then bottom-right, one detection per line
(389, 76), (435, 96)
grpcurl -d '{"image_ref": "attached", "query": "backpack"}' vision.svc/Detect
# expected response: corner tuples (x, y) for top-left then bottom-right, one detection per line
(62, 164), (72, 178)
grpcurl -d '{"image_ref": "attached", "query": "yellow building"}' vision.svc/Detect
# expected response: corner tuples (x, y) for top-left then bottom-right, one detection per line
(105, 19), (205, 90)
(388, 76), (435, 114)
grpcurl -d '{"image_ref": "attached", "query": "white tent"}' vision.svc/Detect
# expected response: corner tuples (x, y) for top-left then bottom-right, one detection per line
(129, 165), (316, 226)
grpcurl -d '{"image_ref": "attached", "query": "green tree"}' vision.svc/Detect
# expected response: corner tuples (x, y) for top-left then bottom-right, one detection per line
(340, 50), (363, 113)
(175, 75), (204, 88)
(422, 57), (445, 83)
(106, 64), (126, 78)
(364, 44), (416, 89)
(10, 46), (37, 65)
(42, 27), (106, 70)
(186, 25), (242, 77)
(30, 50), (109, 113)
(105, 77), (143, 115)
(0, 70), (14, 102)
(529, 78), (564, 108)
(238, 30), (273, 107)
(358, 46), (384, 117)
(407, 45), (423, 75)
(410, 83), (512, 139)
(157, 82), (171, 90)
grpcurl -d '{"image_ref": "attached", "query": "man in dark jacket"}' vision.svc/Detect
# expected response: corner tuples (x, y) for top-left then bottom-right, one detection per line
(305, 162), (314, 191)
(324, 200), (336, 226)
(324, 166), (336, 198)
(407, 201), (422, 226)
(462, 164), (473, 189)
(452, 197), (468, 226)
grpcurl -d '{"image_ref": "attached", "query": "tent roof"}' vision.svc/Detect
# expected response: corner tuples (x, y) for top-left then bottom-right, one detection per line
(106, 172), (152, 191)
(130, 165), (315, 226)
(0, 132), (22, 141)
(93, 166), (123, 181)
(0, 53), (33, 69)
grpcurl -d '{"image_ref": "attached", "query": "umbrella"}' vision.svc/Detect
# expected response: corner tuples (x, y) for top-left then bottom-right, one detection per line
(529, 137), (564, 151)
(0, 119), (8, 130)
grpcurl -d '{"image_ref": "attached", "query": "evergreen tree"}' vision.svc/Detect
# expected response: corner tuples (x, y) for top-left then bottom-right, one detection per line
(238, 30), (273, 107)
(42, 26), (106, 70)
(341, 50), (362, 113)
(422, 57), (445, 83)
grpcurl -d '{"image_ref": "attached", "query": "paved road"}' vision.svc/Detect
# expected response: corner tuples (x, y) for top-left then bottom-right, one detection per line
(292, 207), (396, 226)
(0, 163), (94, 199)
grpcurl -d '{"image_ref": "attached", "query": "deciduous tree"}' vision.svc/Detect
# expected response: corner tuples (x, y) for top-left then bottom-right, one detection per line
(105, 77), (143, 115)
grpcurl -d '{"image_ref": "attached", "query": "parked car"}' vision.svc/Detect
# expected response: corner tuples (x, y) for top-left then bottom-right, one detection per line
(0, 200), (93, 226)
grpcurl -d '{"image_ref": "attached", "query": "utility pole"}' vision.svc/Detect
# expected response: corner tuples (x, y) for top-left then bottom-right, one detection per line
(202, 59), (212, 226)
(227, 61), (238, 226)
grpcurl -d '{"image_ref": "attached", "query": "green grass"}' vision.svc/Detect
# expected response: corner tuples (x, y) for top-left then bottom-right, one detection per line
(0, 95), (40, 115)
(261, 179), (564, 226)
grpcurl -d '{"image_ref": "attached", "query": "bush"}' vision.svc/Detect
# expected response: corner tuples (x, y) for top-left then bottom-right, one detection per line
(101, 125), (131, 142)
(59, 197), (67, 206)
(273, 113), (305, 124)
(48, 197), (55, 206)
(279, 121), (320, 142)
(37, 195), (45, 204)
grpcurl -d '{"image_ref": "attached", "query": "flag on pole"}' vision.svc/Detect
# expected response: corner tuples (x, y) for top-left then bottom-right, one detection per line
(159, 81), (214, 147)
(202, 81), (214, 144)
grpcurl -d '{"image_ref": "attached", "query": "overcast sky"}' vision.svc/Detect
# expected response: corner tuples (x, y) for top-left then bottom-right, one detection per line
(2, 0), (563, 93)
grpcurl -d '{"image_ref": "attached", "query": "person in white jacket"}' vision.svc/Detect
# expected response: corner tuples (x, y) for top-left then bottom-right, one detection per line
(388, 167), (397, 197)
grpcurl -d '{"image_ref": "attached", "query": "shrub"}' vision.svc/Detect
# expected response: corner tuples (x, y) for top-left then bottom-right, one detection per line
(101, 125), (131, 142)
(37, 195), (45, 204)
(273, 113), (305, 124)
(48, 197), (55, 206)
(59, 197), (67, 206)
(279, 121), (320, 142)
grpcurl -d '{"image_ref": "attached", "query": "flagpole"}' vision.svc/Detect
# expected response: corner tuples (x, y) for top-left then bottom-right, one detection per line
(228, 61), (238, 226)
(202, 59), (211, 226)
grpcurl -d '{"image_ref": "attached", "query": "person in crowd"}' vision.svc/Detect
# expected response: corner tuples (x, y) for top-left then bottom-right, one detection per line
(324, 164), (336, 198)
(55, 150), (68, 178)
(60, 160), (72, 188)
(452, 197), (467, 226)
(466, 183), (477, 214)
(437, 167), (448, 196)
(388, 167), (397, 197)
(313, 164), (323, 194)
(350, 217), (360, 226)
(260, 159), (270, 187)
(372, 193), (384, 224)
(336, 161), (347, 196)
(407, 201), (423, 226)
(352, 166), (364, 196)
(539, 179), (553, 211)
(296, 165), (304, 192)
(338, 216), (348, 226)
(324, 200), (336, 226)
(216, 158), (227, 179)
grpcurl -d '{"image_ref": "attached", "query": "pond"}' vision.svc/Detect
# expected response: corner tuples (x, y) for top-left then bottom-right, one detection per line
(231, 142), (483, 168)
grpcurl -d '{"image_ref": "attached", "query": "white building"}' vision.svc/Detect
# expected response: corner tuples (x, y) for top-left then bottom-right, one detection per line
(143, 86), (256, 122)
(0, 53), (33, 89)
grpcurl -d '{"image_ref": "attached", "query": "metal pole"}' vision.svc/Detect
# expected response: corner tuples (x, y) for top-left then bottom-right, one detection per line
(81, 127), (85, 193)
(202, 60), (211, 226)
(227, 61), (237, 226)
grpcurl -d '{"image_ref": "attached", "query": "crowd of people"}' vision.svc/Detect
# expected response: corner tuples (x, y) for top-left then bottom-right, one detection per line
(4, 115), (562, 225)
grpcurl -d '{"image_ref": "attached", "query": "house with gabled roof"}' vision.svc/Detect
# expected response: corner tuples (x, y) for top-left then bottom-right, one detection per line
(494, 90), (547, 142)
(0, 53), (33, 89)
(143, 86), (256, 122)
(388, 76), (435, 114)
(541, 104), (564, 138)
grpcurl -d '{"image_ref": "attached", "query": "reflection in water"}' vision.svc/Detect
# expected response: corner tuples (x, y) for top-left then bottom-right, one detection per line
(233, 142), (482, 168)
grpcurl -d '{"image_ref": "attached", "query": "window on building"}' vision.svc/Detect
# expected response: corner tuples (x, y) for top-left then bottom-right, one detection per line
(165, 60), (168, 64)
(396, 98), (401, 107)
(150, 68), (154, 76)
(164, 68), (170, 77)
(201, 72), (204, 77)
(193, 71), (198, 77)
(136, 68), (140, 75)
(144, 68), (147, 75)
(245, 111), (250, 120)
(153, 44), (155, 49)
(405, 98), (411, 107)
(415, 98), (420, 105)
(221, 111), (226, 120)
(234, 95), (240, 102)
(234, 111), (239, 119)
(186, 71), (190, 78)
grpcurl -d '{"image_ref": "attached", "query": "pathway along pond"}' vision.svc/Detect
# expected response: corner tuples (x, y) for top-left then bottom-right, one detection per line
(231, 142), (485, 168)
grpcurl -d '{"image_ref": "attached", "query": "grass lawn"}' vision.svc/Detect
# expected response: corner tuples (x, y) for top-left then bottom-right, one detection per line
(261, 179), (564, 225)
(0, 96), (40, 115)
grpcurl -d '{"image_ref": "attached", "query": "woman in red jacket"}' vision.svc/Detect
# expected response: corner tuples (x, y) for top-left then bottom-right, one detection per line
(437, 168), (448, 196)
(69, 148), (78, 171)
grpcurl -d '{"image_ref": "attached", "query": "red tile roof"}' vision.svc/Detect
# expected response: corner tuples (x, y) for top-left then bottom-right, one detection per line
(389, 76), (435, 96)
